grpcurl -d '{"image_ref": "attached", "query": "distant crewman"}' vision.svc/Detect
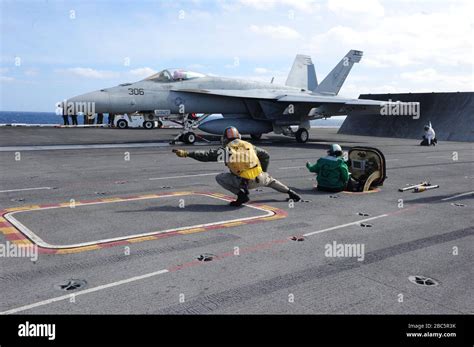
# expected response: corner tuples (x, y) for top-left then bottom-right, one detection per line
(71, 114), (78, 126)
(173, 126), (302, 206)
(108, 113), (115, 126)
(62, 114), (69, 126)
(421, 122), (437, 146)
(306, 144), (354, 192)
(97, 113), (104, 125)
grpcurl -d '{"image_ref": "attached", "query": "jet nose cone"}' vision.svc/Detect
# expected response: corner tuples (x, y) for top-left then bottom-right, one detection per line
(66, 90), (110, 114)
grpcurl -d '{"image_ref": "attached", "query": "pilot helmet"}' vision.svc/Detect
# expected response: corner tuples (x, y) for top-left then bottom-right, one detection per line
(328, 144), (343, 157)
(222, 126), (241, 145)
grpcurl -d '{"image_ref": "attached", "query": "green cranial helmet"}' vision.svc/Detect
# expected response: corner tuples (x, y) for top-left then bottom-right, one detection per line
(328, 144), (343, 157)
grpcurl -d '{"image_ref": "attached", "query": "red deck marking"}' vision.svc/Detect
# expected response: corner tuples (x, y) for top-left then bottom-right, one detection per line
(4, 233), (27, 241)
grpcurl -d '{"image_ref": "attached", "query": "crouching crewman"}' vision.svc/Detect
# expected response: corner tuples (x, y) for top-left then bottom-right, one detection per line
(420, 123), (437, 146)
(306, 144), (357, 192)
(173, 126), (302, 206)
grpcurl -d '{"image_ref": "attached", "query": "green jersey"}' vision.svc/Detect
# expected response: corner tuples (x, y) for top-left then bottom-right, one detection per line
(307, 156), (349, 190)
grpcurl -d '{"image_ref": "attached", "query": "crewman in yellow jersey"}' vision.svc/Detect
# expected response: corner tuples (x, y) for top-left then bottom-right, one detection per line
(173, 126), (302, 206)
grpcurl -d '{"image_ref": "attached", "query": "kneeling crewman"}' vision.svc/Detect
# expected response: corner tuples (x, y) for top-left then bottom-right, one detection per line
(306, 144), (354, 192)
(420, 123), (437, 146)
(173, 126), (302, 206)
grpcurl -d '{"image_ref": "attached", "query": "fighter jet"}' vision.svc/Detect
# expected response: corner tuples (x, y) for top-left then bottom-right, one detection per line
(65, 50), (410, 144)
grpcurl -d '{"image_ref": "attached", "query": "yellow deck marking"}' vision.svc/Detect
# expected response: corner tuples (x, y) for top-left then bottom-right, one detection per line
(0, 227), (20, 234)
(128, 235), (159, 243)
(179, 227), (207, 235)
(11, 239), (32, 245)
(56, 245), (101, 254)
(221, 221), (245, 228)
(99, 197), (124, 203)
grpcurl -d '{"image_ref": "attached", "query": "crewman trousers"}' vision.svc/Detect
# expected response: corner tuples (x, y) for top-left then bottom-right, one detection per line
(215, 172), (289, 195)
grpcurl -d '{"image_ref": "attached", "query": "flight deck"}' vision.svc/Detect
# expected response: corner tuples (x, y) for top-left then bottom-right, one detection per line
(0, 127), (472, 314)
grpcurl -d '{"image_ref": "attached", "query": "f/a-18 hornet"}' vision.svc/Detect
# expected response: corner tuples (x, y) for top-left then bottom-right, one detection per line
(65, 50), (413, 144)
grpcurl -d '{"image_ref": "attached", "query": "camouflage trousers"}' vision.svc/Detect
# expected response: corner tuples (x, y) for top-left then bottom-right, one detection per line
(215, 172), (289, 195)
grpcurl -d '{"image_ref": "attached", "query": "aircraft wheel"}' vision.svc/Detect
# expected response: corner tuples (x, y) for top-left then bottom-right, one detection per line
(250, 134), (262, 140)
(117, 119), (128, 129)
(295, 128), (309, 143)
(143, 121), (154, 129)
(183, 132), (196, 144)
(157, 120), (163, 129)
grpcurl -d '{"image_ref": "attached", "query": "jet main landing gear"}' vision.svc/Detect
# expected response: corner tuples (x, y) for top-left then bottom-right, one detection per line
(295, 128), (309, 143)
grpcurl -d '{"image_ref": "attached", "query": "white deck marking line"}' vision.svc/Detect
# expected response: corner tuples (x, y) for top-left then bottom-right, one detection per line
(0, 141), (220, 152)
(303, 214), (389, 237)
(3, 193), (273, 249)
(0, 143), (170, 152)
(0, 187), (52, 193)
(0, 269), (169, 315)
(441, 191), (474, 201)
(0, 211), (409, 314)
(149, 172), (220, 180)
(278, 166), (305, 170)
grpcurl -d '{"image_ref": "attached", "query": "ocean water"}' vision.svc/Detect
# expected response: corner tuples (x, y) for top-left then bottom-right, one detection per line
(0, 111), (344, 127)
(0, 111), (61, 124)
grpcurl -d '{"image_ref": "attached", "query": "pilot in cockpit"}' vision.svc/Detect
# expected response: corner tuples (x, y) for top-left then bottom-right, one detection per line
(172, 70), (186, 81)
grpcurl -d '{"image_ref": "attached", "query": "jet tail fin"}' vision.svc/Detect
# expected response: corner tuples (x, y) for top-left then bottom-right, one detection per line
(316, 50), (363, 95)
(285, 54), (318, 92)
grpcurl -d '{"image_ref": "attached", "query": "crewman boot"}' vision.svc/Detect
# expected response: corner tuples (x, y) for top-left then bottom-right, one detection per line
(229, 190), (250, 207)
(287, 189), (302, 202)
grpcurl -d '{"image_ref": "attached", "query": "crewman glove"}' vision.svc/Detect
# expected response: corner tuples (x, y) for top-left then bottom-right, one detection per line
(172, 149), (188, 158)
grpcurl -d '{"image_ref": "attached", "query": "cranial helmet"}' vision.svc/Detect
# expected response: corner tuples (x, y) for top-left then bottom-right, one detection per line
(328, 143), (343, 157)
(424, 125), (430, 131)
(223, 126), (241, 142)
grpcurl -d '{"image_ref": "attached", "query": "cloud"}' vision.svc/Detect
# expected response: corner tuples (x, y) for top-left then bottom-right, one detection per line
(187, 63), (206, 70)
(24, 68), (39, 77)
(0, 68), (14, 82)
(0, 76), (15, 82)
(128, 67), (157, 79)
(239, 0), (319, 12)
(254, 67), (269, 74)
(327, 0), (384, 17)
(400, 68), (472, 91)
(58, 67), (160, 81)
(61, 67), (119, 79)
(249, 24), (301, 39)
(308, 4), (473, 68)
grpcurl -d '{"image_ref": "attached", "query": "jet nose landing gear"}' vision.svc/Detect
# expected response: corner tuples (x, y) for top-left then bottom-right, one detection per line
(169, 113), (212, 145)
(182, 132), (196, 144)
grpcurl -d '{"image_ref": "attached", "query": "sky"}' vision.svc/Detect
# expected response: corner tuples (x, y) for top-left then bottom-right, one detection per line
(0, 0), (473, 111)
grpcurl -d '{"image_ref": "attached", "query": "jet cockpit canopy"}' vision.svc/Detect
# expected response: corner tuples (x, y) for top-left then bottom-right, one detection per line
(145, 69), (206, 82)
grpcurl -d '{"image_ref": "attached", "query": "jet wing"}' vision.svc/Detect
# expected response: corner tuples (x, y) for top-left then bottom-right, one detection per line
(172, 88), (408, 117)
(173, 88), (388, 106)
(276, 94), (386, 106)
